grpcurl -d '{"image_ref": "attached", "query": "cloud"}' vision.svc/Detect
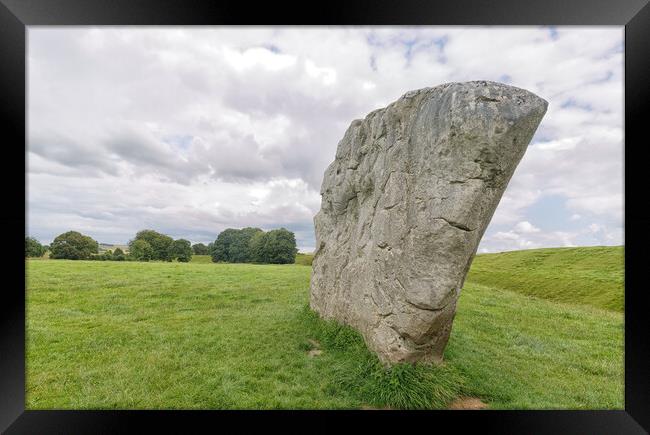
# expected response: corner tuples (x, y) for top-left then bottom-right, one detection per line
(514, 221), (541, 234)
(28, 171), (320, 248)
(27, 27), (623, 252)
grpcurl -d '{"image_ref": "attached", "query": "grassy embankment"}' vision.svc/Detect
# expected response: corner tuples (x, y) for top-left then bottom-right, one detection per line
(26, 246), (623, 409)
(467, 246), (623, 312)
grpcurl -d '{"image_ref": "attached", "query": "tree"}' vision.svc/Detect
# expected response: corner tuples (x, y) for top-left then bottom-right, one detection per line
(49, 231), (99, 260)
(112, 248), (126, 261)
(249, 231), (269, 263)
(231, 227), (263, 262)
(129, 230), (173, 261)
(192, 243), (209, 255)
(211, 227), (262, 263)
(264, 228), (298, 264)
(129, 239), (154, 261)
(169, 239), (192, 262)
(25, 237), (46, 258)
(211, 229), (237, 262)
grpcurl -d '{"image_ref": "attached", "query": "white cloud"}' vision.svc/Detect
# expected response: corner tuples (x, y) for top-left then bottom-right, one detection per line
(514, 221), (541, 234)
(305, 59), (337, 85)
(536, 137), (582, 151)
(492, 230), (540, 250)
(588, 223), (604, 233)
(480, 221), (621, 253)
(28, 171), (319, 247)
(222, 46), (297, 72)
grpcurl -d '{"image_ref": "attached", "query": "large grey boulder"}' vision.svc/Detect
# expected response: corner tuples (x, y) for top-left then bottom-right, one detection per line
(310, 81), (547, 365)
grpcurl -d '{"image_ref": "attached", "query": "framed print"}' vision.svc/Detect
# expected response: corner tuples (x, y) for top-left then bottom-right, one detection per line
(2, 0), (649, 432)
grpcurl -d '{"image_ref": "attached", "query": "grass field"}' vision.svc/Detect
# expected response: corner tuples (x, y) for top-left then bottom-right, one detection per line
(190, 255), (213, 264)
(191, 253), (313, 265)
(26, 247), (623, 409)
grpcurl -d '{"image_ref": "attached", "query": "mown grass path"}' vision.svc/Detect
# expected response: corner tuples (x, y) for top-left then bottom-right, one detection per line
(26, 250), (623, 409)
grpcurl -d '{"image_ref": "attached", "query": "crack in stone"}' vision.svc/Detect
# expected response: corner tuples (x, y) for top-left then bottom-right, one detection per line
(449, 176), (488, 184)
(433, 217), (474, 232)
(476, 95), (500, 103)
(403, 298), (449, 312)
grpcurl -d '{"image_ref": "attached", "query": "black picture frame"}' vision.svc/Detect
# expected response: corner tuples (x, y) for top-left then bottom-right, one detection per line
(2, 0), (648, 432)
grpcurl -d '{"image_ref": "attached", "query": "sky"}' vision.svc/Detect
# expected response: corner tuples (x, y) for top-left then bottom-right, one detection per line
(27, 26), (624, 253)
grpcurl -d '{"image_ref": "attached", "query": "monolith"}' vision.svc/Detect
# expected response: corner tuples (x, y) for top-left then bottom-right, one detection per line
(310, 81), (547, 364)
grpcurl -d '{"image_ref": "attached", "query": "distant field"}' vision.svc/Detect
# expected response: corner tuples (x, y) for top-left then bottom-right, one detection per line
(26, 246), (623, 409)
(467, 246), (623, 312)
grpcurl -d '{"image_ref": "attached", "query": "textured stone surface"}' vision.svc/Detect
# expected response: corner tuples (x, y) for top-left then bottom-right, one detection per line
(310, 81), (548, 364)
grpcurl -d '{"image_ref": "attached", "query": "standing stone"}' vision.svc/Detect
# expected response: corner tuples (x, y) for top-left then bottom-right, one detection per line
(310, 81), (548, 365)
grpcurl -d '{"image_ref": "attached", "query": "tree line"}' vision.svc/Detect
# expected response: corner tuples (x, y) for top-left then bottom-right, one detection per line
(25, 227), (298, 264)
(24, 230), (193, 262)
(211, 227), (297, 264)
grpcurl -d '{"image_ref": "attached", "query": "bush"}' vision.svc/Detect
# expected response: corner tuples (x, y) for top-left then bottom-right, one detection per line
(129, 239), (154, 261)
(112, 248), (126, 261)
(128, 230), (173, 261)
(169, 239), (192, 262)
(90, 252), (111, 261)
(25, 237), (46, 258)
(49, 231), (99, 260)
(86, 249), (125, 261)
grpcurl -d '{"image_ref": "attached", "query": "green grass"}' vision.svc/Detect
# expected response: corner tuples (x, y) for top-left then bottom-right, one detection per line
(190, 255), (213, 263)
(192, 253), (314, 266)
(26, 246), (623, 409)
(467, 246), (623, 311)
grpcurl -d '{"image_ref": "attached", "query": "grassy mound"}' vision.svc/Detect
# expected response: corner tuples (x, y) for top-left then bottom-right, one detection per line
(467, 246), (623, 311)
